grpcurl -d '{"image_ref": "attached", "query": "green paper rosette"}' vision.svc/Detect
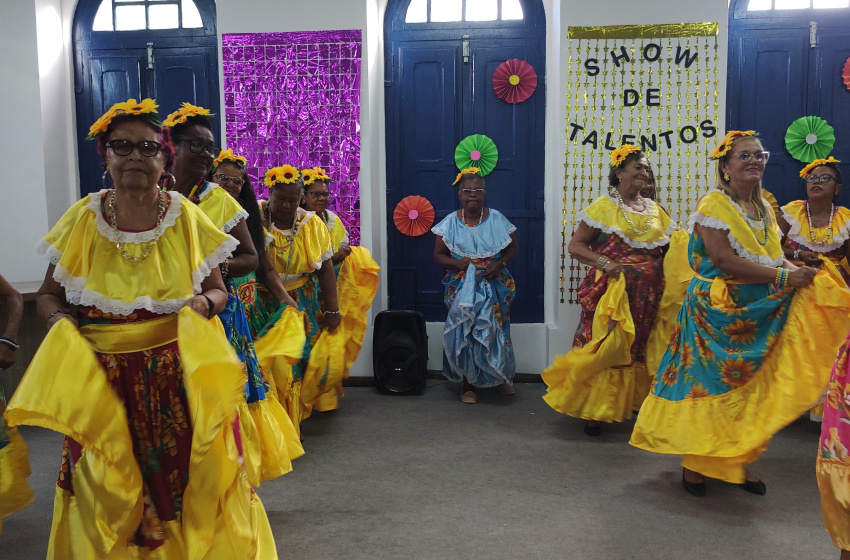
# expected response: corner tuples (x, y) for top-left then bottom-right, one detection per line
(455, 134), (499, 175)
(785, 116), (836, 163)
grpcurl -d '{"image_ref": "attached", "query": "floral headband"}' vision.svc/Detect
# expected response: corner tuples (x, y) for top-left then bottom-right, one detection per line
(800, 156), (841, 178)
(264, 165), (300, 187)
(710, 130), (758, 160)
(213, 148), (247, 169)
(610, 145), (642, 168)
(87, 98), (160, 140)
(453, 167), (481, 186)
(313, 167), (330, 181)
(163, 102), (214, 128)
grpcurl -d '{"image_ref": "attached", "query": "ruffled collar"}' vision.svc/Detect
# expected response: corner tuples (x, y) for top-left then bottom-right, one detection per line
(577, 195), (673, 250)
(88, 189), (184, 244)
(782, 200), (850, 253)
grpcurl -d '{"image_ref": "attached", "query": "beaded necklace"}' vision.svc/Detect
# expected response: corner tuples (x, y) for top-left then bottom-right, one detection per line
(612, 190), (653, 236)
(461, 208), (485, 226)
(805, 201), (834, 244)
(107, 190), (168, 262)
(733, 196), (769, 246)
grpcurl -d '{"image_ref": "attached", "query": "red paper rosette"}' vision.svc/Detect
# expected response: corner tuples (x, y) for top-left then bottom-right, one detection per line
(393, 195), (435, 237)
(492, 59), (537, 104)
(843, 56), (850, 91)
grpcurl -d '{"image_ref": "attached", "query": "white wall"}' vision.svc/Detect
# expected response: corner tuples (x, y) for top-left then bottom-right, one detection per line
(13, 0), (729, 375)
(0, 1), (50, 283)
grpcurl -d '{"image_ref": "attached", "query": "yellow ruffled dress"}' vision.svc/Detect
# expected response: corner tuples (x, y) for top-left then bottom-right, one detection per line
(196, 183), (304, 486)
(0, 385), (33, 534)
(631, 191), (850, 483)
(542, 195), (673, 423)
(314, 210), (380, 412)
(6, 190), (277, 558)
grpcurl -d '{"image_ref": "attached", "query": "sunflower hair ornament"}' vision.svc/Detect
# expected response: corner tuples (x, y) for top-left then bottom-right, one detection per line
(87, 98), (160, 140)
(162, 102), (214, 128)
(453, 167), (481, 186)
(313, 167), (330, 182)
(301, 168), (318, 186)
(800, 156), (841, 178)
(609, 145), (642, 168)
(264, 165), (300, 187)
(710, 130), (758, 160)
(213, 148), (247, 169)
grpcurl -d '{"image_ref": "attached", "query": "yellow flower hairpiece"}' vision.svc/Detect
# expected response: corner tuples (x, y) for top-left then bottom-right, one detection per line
(213, 148), (247, 169)
(87, 98), (160, 139)
(453, 167), (481, 186)
(264, 165), (300, 187)
(710, 130), (758, 160)
(301, 168), (318, 186)
(800, 156), (841, 178)
(312, 167), (330, 181)
(163, 102), (213, 128)
(610, 145), (642, 168)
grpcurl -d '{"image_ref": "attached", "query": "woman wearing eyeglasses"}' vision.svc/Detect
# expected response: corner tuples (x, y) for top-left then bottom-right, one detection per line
(776, 157), (849, 287)
(432, 168), (519, 404)
(299, 168), (379, 412)
(543, 146), (673, 435)
(630, 131), (850, 498)
(5, 99), (277, 555)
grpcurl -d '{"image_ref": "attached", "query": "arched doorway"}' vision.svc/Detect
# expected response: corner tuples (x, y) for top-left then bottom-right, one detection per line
(73, 0), (220, 195)
(384, 0), (546, 324)
(728, 0), (850, 205)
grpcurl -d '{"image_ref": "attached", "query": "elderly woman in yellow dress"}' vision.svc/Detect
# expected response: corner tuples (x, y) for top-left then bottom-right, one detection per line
(5, 99), (276, 556)
(630, 131), (850, 498)
(543, 145), (673, 435)
(299, 167), (379, 412)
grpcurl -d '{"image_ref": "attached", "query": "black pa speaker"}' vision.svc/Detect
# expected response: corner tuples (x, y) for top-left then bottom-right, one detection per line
(373, 310), (428, 395)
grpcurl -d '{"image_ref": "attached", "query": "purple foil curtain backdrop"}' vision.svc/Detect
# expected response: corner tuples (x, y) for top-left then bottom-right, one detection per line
(222, 30), (362, 245)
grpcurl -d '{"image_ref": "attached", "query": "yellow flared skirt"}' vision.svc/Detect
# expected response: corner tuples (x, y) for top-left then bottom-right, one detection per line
(6, 309), (278, 559)
(818, 459), (850, 551)
(0, 427), (34, 534)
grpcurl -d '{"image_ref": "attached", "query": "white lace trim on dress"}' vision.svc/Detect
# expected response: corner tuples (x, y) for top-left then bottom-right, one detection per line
(782, 207), (850, 253)
(576, 211), (671, 250)
(87, 189), (184, 244)
(688, 212), (784, 267)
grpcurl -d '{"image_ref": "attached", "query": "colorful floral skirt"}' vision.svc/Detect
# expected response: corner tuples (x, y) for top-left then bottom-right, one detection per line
(442, 258), (516, 388)
(543, 234), (664, 423)
(817, 333), (850, 551)
(631, 262), (850, 483)
(5, 308), (277, 558)
(0, 380), (33, 534)
(220, 278), (303, 486)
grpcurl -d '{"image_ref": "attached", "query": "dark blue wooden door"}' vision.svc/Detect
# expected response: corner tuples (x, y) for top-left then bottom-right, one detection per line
(385, 1), (546, 324)
(728, 3), (850, 207)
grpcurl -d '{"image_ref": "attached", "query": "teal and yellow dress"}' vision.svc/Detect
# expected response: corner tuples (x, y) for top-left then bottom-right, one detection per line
(314, 209), (380, 412)
(194, 182), (303, 486)
(631, 190), (850, 483)
(7, 190), (277, 557)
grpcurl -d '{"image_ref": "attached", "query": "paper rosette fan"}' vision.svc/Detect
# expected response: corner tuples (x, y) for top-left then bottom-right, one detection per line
(785, 116), (836, 163)
(394, 195), (435, 237)
(455, 134), (498, 175)
(492, 59), (538, 104)
(843, 56), (850, 91)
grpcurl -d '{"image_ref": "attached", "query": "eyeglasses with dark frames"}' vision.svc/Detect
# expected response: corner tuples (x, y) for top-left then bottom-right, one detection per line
(178, 139), (218, 156)
(805, 174), (837, 185)
(105, 139), (162, 158)
(213, 173), (244, 187)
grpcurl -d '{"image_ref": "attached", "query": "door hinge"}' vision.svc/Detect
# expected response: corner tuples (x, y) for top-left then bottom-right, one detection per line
(147, 42), (155, 70)
(809, 21), (817, 48)
(462, 35), (470, 63)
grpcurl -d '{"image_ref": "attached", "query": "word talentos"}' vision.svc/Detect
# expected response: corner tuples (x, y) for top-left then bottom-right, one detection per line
(568, 119), (717, 153)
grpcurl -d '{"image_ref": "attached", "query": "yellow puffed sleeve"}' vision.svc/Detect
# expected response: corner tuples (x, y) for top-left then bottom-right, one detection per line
(689, 190), (783, 266)
(196, 183), (249, 233)
(577, 195), (673, 249)
(326, 210), (350, 253)
(36, 190), (238, 316)
(267, 212), (334, 290)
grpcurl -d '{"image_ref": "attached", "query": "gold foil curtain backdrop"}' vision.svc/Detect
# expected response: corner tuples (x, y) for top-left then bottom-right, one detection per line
(561, 23), (720, 303)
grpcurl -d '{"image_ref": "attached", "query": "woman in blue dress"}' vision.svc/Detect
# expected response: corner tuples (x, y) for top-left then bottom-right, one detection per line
(432, 168), (519, 404)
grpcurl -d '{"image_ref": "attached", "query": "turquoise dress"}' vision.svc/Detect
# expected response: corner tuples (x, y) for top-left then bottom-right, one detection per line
(432, 209), (517, 388)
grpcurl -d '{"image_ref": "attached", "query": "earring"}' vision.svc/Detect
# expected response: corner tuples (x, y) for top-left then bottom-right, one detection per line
(723, 172), (730, 182)
(102, 171), (110, 189)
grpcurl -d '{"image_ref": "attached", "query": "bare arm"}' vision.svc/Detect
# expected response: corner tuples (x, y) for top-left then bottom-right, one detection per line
(697, 224), (816, 287)
(483, 234), (519, 280)
(183, 267), (228, 318)
(0, 274), (24, 369)
(434, 235), (468, 272)
(257, 252), (297, 307)
(568, 222), (625, 278)
(224, 219), (259, 278)
(317, 259), (340, 333)
(36, 265), (76, 330)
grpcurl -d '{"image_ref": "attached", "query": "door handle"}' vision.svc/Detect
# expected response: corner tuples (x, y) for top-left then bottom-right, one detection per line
(147, 42), (155, 70)
(462, 35), (470, 63)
